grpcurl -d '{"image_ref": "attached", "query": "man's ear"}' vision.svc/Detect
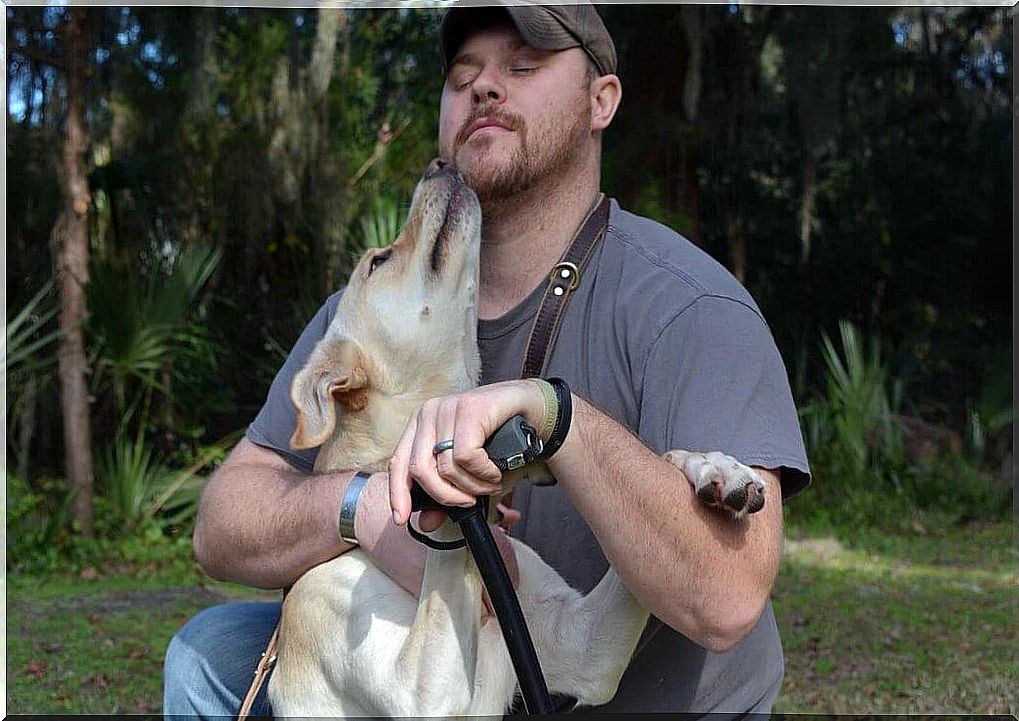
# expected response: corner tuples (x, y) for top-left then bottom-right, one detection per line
(591, 73), (622, 132)
(289, 338), (371, 450)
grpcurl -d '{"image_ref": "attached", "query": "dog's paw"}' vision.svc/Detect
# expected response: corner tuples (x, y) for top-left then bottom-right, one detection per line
(663, 450), (766, 519)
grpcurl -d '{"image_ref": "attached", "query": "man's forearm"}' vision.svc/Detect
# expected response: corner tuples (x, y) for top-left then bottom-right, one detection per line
(548, 394), (784, 652)
(194, 439), (431, 593)
(193, 452), (352, 589)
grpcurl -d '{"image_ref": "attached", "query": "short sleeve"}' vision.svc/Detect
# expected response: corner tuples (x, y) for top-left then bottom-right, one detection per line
(245, 290), (345, 472)
(637, 295), (810, 497)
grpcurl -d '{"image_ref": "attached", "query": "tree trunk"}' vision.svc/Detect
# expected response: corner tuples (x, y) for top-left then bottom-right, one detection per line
(17, 375), (38, 482)
(24, 61), (38, 125)
(677, 6), (705, 244)
(680, 6), (704, 124)
(181, 6), (218, 246)
(56, 7), (95, 536)
(726, 212), (747, 285)
(266, 9), (347, 293)
(312, 9), (349, 293)
(799, 150), (818, 263)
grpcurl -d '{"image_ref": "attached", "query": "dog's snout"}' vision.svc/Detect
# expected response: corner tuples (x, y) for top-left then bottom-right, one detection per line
(425, 157), (456, 180)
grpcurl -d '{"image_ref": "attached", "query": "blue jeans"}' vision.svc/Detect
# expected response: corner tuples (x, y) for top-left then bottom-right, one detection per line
(163, 602), (281, 719)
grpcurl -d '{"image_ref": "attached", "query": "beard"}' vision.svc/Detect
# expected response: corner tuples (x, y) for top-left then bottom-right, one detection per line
(453, 104), (591, 204)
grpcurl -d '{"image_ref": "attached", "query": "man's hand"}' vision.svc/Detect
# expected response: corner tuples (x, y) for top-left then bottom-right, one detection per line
(388, 380), (546, 526)
(359, 471), (522, 599)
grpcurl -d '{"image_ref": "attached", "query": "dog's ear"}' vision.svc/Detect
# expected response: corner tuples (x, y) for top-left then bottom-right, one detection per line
(290, 338), (371, 450)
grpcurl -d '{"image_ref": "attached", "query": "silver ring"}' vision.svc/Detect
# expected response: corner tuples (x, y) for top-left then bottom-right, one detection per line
(432, 438), (454, 455)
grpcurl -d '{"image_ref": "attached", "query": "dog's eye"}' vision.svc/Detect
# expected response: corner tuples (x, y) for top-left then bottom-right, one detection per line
(368, 250), (391, 276)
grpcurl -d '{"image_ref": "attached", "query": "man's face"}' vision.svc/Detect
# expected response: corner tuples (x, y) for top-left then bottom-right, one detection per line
(438, 22), (594, 202)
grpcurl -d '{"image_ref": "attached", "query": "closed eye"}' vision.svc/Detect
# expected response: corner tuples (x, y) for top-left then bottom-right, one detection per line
(368, 250), (392, 276)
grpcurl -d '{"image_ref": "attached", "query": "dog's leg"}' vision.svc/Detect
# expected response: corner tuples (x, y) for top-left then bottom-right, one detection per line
(268, 551), (419, 718)
(511, 541), (649, 708)
(390, 529), (486, 717)
(511, 450), (769, 709)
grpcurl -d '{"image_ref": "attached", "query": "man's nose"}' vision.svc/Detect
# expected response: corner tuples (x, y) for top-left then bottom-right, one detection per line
(471, 67), (505, 105)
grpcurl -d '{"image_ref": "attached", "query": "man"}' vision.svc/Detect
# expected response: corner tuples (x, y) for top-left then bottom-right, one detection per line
(164, 4), (809, 717)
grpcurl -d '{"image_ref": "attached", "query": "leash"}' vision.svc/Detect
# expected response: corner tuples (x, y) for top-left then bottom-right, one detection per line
(237, 612), (279, 719)
(235, 193), (611, 719)
(410, 476), (556, 714)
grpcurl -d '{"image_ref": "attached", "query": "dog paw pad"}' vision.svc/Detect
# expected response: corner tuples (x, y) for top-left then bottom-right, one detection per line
(664, 449), (766, 518)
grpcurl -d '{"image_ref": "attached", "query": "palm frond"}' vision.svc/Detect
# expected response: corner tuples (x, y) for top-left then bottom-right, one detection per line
(5, 279), (60, 372)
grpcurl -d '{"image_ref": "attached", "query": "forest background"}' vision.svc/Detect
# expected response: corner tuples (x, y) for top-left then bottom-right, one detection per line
(5, 3), (1015, 715)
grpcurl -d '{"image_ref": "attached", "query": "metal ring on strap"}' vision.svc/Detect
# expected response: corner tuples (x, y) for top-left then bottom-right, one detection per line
(548, 261), (581, 292)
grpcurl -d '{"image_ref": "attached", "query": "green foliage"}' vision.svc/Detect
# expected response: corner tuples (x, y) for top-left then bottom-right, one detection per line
(629, 180), (695, 237)
(5, 278), (61, 373)
(5, 280), (62, 474)
(5, 7), (1010, 550)
(7, 473), (77, 572)
(965, 343), (1014, 463)
(904, 455), (1012, 525)
(800, 320), (906, 483)
(350, 194), (404, 265)
(795, 320), (1010, 531)
(97, 433), (172, 537)
(219, 13), (289, 121)
(87, 242), (222, 431)
(95, 426), (237, 539)
(8, 459), (207, 574)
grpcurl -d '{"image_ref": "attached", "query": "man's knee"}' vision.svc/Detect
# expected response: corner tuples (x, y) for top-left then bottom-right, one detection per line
(170, 603), (263, 655)
(164, 602), (280, 717)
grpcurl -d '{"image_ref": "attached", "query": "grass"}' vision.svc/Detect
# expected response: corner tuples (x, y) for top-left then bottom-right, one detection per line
(772, 519), (1017, 714)
(6, 562), (277, 714)
(6, 521), (1016, 714)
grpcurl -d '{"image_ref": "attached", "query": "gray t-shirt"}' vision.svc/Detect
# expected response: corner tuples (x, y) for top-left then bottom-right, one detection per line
(247, 199), (810, 714)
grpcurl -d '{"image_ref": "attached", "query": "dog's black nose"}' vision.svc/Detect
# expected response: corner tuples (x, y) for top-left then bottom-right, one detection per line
(425, 157), (453, 179)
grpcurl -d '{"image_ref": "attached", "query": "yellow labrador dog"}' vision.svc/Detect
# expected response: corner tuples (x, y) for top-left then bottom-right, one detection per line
(266, 161), (765, 717)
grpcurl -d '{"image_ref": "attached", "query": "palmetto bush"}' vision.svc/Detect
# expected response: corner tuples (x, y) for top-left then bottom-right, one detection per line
(796, 321), (909, 528)
(797, 321), (1009, 529)
(351, 195), (403, 263)
(5, 278), (60, 373)
(801, 320), (906, 483)
(96, 432), (209, 537)
(84, 242), (224, 540)
(4, 280), (61, 478)
(98, 433), (173, 536)
(87, 242), (222, 433)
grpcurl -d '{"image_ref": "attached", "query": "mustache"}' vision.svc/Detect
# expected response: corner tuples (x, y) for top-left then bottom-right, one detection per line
(454, 107), (524, 150)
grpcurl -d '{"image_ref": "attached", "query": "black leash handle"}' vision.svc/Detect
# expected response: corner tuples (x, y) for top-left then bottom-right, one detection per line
(459, 512), (554, 714)
(409, 414), (555, 715)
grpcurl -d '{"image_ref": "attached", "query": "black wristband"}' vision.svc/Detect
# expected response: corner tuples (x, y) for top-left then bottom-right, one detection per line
(539, 377), (572, 460)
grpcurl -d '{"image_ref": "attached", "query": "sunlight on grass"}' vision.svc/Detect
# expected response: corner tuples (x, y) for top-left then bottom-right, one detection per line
(773, 522), (1017, 714)
(783, 534), (1018, 587)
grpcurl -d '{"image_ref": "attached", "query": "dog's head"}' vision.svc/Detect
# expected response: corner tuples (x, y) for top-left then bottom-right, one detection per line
(291, 160), (483, 451)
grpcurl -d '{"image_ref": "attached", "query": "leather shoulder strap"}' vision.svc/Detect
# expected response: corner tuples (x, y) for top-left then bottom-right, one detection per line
(519, 194), (610, 379)
(237, 618), (280, 719)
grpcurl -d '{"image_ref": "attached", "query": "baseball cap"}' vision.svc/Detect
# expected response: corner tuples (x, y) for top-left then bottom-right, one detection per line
(440, 1), (617, 78)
